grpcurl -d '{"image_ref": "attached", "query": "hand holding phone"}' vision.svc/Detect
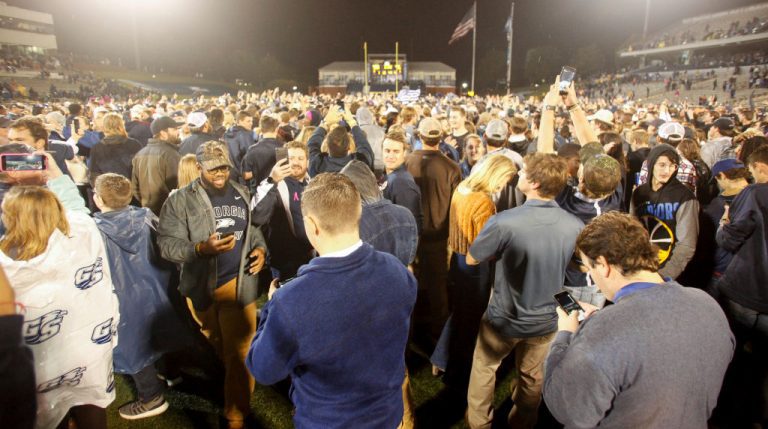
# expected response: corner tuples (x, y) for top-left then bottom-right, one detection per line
(0, 153), (48, 172)
(558, 66), (576, 96)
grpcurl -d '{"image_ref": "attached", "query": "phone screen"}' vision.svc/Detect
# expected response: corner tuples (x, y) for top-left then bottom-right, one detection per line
(554, 291), (583, 315)
(0, 154), (47, 171)
(559, 66), (577, 94)
(275, 147), (288, 163)
(217, 231), (235, 240)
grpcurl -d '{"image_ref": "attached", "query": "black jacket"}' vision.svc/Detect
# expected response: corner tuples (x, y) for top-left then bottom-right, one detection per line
(0, 315), (36, 429)
(89, 135), (143, 186)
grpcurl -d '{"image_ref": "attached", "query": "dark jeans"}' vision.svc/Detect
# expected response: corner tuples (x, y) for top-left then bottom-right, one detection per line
(132, 363), (165, 402)
(431, 253), (492, 389)
(727, 299), (768, 422)
(412, 238), (450, 343)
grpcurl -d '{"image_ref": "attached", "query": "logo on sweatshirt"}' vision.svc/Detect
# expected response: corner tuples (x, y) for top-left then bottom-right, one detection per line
(91, 317), (115, 345)
(639, 214), (675, 264)
(23, 309), (68, 345)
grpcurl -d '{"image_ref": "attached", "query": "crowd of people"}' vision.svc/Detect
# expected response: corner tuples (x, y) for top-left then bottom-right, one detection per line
(0, 70), (768, 429)
(628, 14), (768, 51)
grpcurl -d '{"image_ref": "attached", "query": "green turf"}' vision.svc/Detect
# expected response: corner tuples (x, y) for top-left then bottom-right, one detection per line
(104, 351), (517, 429)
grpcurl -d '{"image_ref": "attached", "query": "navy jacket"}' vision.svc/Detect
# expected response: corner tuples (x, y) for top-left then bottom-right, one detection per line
(179, 132), (218, 156)
(716, 183), (768, 313)
(223, 125), (254, 181)
(247, 243), (417, 429)
(307, 126), (374, 177)
(383, 165), (423, 235)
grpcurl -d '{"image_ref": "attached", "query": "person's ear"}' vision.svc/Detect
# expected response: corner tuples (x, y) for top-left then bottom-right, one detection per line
(93, 194), (105, 210)
(594, 255), (612, 279)
(304, 214), (320, 237)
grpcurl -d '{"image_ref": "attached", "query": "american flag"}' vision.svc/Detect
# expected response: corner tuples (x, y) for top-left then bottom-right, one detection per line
(448, 3), (476, 45)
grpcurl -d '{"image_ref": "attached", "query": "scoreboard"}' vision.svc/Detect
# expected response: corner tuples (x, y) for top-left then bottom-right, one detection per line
(368, 54), (407, 85)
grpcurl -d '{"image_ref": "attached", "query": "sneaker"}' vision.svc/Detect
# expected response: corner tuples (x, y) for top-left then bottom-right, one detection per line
(118, 395), (169, 420)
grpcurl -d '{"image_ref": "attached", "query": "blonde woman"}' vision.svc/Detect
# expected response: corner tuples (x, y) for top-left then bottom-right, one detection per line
(0, 186), (118, 429)
(431, 154), (517, 387)
(177, 154), (200, 189)
(89, 112), (143, 187)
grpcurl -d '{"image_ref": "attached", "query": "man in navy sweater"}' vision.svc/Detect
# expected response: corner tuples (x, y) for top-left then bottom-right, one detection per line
(247, 173), (417, 429)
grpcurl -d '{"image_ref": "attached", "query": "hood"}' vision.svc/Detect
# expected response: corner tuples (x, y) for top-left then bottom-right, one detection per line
(101, 134), (129, 145)
(356, 107), (376, 126)
(646, 143), (680, 182)
(340, 160), (381, 205)
(94, 207), (154, 255)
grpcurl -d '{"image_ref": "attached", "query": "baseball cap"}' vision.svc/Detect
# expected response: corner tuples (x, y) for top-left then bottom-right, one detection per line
(658, 121), (685, 142)
(713, 117), (735, 132)
(587, 109), (614, 125)
(187, 111), (208, 128)
(711, 158), (744, 178)
(150, 116), (184, 135)
(195, 141), (232, 171)
(485, 119), (509, 141)
(418, 117), (442, 139)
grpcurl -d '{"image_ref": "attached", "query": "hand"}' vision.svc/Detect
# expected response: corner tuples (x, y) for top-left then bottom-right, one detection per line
(269, 158), (291, 183)
(40, 151), (63, 181)
(562, 77), (579, 108)
(556, 306), (580, 333)
(543, 76), (562, 108)
(248, 247), (266, 275)
(268, 278), (279, 300)
(720, 205), (730, 226)
(578, 301), (600, 319)
(323, 106), (342, 127)
(197, 232), (236, 256)
(343, 108), (357, 127)
(444, 135), (458, 149)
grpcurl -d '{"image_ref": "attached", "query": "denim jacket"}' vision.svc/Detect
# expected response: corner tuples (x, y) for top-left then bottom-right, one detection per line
(158, 179), (266, 310)
(359, 199), (418, 266)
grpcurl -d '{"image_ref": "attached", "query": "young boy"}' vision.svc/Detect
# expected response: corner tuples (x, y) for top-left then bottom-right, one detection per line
(93, 173), (185, 420)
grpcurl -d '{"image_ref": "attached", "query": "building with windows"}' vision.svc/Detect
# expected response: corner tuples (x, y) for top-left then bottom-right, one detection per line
(0, 2), (57, 54)
(318, 54), (455, 95)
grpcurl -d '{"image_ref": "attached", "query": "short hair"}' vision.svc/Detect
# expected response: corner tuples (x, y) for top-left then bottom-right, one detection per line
(739, 135), (768, 164)
(68, 103), (82, 116)
(450, 106), (467, 118)
(576, 211), (659, 276)
(747, 146), (768, 167)
(582, 155), (621, 198)
(94, 173), (132, 209)
(384, 129), (410, 151)
(631, 130), (649, 147)
(301, 173), (361, 235)
(719, 166), (750, 181)
(208, 109), (224, 129)
(9, 117), (48, 145)
(102, 112), (127, 137)
(523, 153), (569, 199)
(509, 117), (528, 134)
(260, 115), (279, 133)
(326, 126), (351, 157)
(285, 140), (308, 157)
(401, 106), (418, 124)
(236, 111), (251, 123)
(279, 111), (290, 123)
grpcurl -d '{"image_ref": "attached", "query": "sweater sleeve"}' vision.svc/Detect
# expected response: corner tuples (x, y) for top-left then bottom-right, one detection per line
(471, 197), (495, 243)
(660, 199), (699, 279)
(307, 127), (327, 177)
(47, 175), (89, 215)
(543, 331), (618, 428)
(717, 189), (755, 253)
(246, 297), (298, 385)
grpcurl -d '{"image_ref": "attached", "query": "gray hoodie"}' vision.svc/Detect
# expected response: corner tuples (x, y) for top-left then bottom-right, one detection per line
(356, 107), (385, 171)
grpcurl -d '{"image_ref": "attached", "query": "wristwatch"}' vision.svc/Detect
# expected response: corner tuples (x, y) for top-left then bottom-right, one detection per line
(544, 105), (557, 112)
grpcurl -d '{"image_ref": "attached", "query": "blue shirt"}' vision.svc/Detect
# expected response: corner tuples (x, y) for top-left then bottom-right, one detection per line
(206, 184), (248, 285)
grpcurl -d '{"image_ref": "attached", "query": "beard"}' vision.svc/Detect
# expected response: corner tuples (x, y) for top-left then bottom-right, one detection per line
(168, 135), (182, 146)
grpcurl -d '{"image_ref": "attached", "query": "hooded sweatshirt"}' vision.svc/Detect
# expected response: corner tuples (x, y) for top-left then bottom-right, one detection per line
(630, 144), (699, 279)
(356, 108), (385, 171)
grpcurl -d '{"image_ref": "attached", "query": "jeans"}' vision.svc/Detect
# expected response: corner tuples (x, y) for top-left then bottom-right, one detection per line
(431, 253), (492, 388)
(131, 364), (165, 402)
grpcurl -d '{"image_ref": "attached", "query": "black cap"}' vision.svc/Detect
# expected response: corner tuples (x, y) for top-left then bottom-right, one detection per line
(713, 117), (735, 131)
(150, 116), (184, 136)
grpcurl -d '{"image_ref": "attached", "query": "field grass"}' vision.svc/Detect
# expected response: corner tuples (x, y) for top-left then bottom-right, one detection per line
(104, 337), (521, 429)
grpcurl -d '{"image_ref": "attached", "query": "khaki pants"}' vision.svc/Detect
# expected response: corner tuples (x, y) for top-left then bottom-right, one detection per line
(190, 278), (257, 428)
(466, 319), (555, 429)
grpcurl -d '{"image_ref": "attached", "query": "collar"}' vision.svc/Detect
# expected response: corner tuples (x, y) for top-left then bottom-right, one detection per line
(320, 240), (363, 258)
(613, 281), (663, 302)
(522, 198), (557, 208)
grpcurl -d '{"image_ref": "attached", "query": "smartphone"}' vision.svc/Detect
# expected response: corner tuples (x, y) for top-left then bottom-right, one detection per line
(336, 99), (345, 109)
(217, 231), (235, 240)
(559, 66), (577, 95)
(0, 153), (47, 172)
(554, 291), (584, 315)
(275, 147), (288, 163)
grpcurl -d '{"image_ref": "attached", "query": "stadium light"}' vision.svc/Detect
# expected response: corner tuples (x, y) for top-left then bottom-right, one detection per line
(462, 82), (468, 89)
(292, 86), (298, 91)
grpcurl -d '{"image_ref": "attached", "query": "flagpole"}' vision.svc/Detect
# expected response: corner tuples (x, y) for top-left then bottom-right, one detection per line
(395, 41), (399, 93)
(471, 1), (477, 94)
(506, 2), (514, 94)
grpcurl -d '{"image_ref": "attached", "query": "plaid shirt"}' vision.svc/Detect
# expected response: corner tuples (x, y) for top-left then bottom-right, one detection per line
(637, 154), (697, 194)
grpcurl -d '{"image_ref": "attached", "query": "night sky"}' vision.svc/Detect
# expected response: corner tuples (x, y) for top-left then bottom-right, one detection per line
(11, 0), (766, 85)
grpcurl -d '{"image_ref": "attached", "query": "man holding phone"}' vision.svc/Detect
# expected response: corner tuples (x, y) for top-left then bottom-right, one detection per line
(158, 141), (267, 428)
(543, 212), (733, 428)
